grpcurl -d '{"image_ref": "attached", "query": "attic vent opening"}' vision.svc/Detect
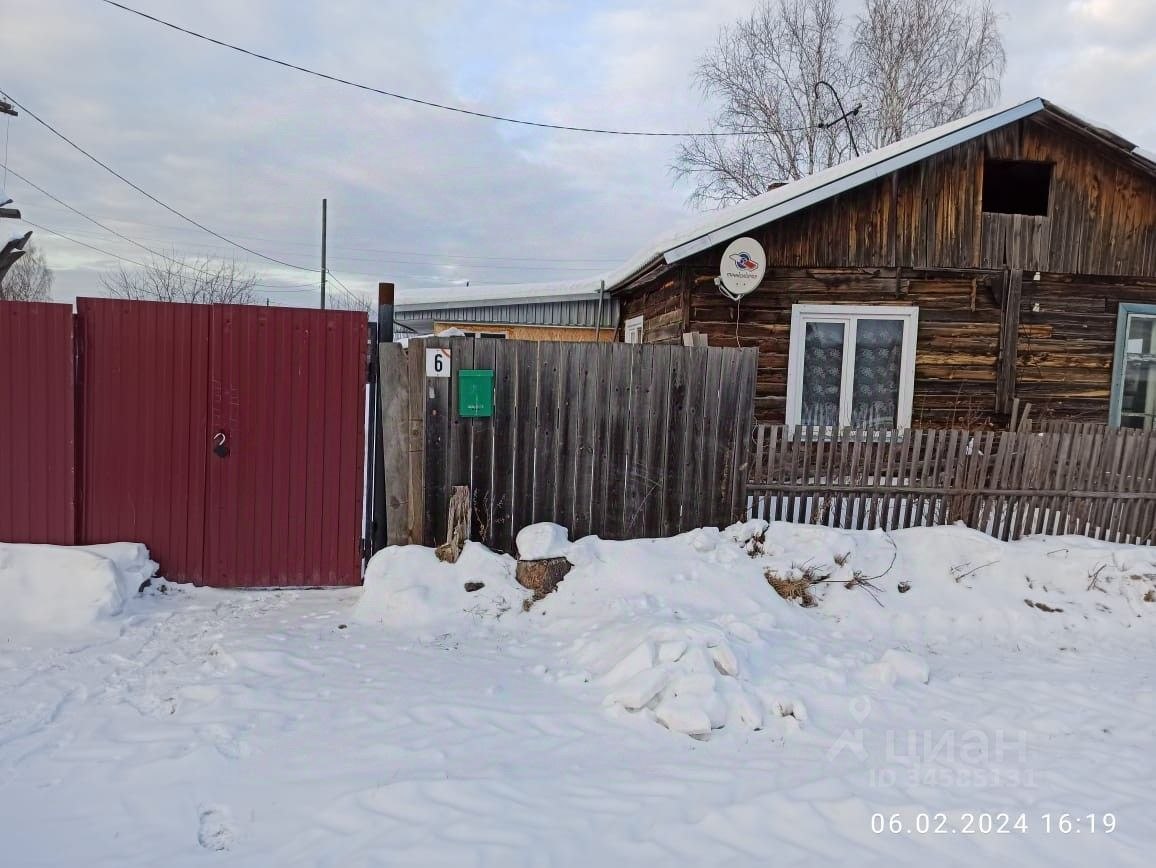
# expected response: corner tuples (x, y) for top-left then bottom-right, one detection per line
(982, 159), (1052, 216)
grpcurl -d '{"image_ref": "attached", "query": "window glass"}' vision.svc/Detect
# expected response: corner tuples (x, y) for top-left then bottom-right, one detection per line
(800, 321), (844, 427)
(1120, 313), (1156, 430)
(851, 319), (904, 428)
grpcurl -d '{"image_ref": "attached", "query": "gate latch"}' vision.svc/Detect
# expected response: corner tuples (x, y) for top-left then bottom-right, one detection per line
(213, 431), (230, 458)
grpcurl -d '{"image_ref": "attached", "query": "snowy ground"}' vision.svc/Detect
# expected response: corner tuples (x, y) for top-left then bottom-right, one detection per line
(2, 524), (1156, 866)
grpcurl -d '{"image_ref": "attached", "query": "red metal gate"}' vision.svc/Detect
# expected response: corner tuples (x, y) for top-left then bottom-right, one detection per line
(206, 305), (367, 587)
(78, 298), (367, 586)
(0, 301), (76, 545)
(78, 299), (211, 580)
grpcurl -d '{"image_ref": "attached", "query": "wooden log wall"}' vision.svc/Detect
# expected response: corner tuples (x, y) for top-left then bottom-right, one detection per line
(680, 264), (1006, 426)
(1017, 272), (1156, 421)
(619, 273), (686, 344)
(617, 111), (1156, 429)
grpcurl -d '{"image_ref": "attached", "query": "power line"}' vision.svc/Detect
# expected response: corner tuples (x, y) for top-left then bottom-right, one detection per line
(98, 0), (818, 139)
(22, 218), (318, 292)
(0, 89), (320, 274)
(1, 163), (315, 289)
(11, 207), (623, 266)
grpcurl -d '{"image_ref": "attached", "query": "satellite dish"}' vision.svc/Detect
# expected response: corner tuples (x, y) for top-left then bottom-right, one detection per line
(718, 237), (766, 299)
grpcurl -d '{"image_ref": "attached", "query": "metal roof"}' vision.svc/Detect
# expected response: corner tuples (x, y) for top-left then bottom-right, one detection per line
(605, 97), (1156, 290)
(394, 296), (618, 329)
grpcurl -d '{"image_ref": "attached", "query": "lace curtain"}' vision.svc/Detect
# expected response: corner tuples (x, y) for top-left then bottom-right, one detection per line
(798, 318), (903, 428)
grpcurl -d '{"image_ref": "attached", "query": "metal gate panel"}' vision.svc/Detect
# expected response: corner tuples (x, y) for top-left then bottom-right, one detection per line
(206, 306), (367, 587)
(0, 301), (76, 544)
(77, 298), (211, 581)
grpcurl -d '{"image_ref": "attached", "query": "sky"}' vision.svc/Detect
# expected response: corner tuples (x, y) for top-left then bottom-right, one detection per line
(2, 0), (1155, 308)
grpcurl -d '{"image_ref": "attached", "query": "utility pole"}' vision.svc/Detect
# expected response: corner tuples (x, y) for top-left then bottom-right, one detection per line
(320, 198), (327, 310)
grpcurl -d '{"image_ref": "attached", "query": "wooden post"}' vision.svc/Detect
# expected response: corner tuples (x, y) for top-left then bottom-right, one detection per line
(995, 268), (1023, 417)
(436, 485), (471, 563)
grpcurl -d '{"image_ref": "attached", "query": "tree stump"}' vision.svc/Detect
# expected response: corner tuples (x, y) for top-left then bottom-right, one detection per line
(516, 556), (571, 601)
(435, 485), (471, 564)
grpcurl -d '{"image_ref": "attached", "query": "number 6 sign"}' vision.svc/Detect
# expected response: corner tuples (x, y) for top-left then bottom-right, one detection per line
(426, 347), (452, 378)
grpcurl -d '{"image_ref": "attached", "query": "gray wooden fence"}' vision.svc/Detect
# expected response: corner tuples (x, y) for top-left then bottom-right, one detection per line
(380, 337), (758, 553)
(748, 423), (1156, 544)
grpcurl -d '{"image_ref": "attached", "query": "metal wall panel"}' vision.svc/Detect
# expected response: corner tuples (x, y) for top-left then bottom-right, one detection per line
(206, 306), (367, 587)
(0, 301), (76, 544)
(394, 297), (620, 328)
(77, 298), (211, 581)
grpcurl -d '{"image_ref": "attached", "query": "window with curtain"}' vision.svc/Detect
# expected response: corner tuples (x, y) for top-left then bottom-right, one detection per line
(787, 305), (919, 429)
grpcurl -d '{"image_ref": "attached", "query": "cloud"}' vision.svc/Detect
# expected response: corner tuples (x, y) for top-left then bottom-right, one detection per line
(2, 0), (1153, 307)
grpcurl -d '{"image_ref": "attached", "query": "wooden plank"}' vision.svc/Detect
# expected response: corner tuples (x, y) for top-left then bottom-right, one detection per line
(379, 342), (411, 546)
(509, 340), (540, 549)
(486, 337), (518, 552)
(421, 336), (453, 548)
(730, 349), (759, 521)
(698, 348), (728, 529)
(644, 346), (675, 535)
(712, 348), (742, 527)
(995, 269), (1023, 416)
(405, 338), (426, 546)
(530, 342), (560, 526)
(574, 342), (607, 540)
(600, 344), (630, 538)
(548, 341), (575, 533)
(469, 337), (499, 548)
(622, 343), (651, 537)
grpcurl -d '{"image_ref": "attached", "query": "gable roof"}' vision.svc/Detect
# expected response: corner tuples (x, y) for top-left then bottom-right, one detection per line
(397, 97), (1154, 309)
(603, 97), (1156, 292)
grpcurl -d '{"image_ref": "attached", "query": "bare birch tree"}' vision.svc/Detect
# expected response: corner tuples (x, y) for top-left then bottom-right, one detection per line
(673, 0), (1005, 207)
(675, 0), (851, 208)
(853, 0), (1005, 148)
(101, 254), (258, 304)
(0, 241), (53, 301)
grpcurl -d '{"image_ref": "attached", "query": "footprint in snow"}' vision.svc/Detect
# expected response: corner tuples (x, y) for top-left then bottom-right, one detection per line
(197, 805), (235, 851)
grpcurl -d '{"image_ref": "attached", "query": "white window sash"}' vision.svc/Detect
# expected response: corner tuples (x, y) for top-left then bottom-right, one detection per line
(785, 304), (919, 430)
(624, 314), (644, 344)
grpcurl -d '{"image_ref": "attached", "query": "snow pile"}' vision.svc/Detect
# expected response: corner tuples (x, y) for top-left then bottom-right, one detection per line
(741, 521), (1156, 642)
(516, 522), (569, 559)
(0, 542), (157, 634)
(355, 521), (1156, 740)
(598, 624), (769, 738)
(353, 542), (529, 634)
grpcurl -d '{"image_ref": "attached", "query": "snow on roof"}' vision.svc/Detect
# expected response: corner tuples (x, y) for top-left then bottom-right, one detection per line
(602, 98), (1046, 289)
(396, 97), (1154, 308)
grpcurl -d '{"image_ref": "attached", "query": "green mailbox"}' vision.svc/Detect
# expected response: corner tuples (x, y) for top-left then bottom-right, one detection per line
(458, 369), (494, 418)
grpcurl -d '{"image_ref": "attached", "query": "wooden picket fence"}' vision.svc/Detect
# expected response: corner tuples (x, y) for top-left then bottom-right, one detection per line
(747, 422), (1156, 544)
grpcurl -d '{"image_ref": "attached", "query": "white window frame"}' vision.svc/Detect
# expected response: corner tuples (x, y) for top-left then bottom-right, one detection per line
(624, 314), (644, 344)
(785, 304), (919, 429)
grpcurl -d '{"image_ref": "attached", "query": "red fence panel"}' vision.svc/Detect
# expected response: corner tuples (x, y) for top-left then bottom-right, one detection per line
(77, 298), (211, 581)
(206, 305), (367, 587)
(0, 301), (76, 544)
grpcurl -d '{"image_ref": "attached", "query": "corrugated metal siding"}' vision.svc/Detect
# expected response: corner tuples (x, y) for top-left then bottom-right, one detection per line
(0, 301), (76, 544)
(395, 297), (619, 328)
(78, 298), (211, 580)
(206, 306), (366, 587)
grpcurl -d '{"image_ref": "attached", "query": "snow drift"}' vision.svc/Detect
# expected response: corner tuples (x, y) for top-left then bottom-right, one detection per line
(356, 520), (1156, 740)
(0, 542), (157, 634)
